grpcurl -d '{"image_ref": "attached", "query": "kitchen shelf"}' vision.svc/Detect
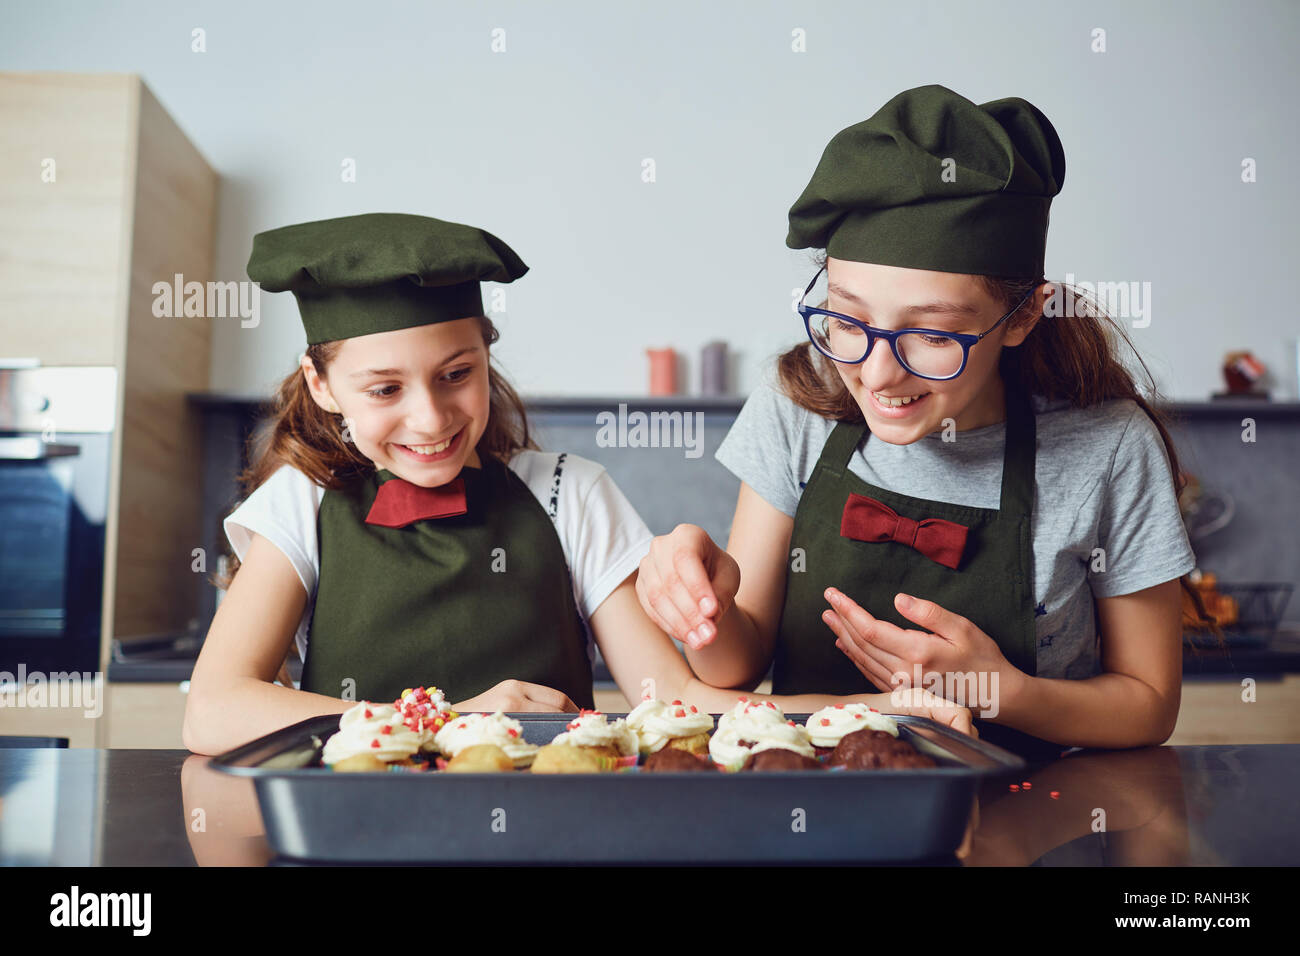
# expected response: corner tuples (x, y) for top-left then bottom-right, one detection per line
(187, 391), (1300, 420)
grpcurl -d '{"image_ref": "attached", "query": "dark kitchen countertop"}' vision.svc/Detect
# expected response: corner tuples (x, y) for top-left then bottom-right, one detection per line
(0, 743), (1293, 865)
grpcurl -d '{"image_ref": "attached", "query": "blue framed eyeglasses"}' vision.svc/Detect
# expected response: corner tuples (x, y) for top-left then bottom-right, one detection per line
(797, 266), (1037, 381)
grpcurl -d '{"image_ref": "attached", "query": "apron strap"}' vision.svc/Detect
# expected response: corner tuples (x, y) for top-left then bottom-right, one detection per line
(821, 420), (868, 478)
(999, 380), (1037, 517)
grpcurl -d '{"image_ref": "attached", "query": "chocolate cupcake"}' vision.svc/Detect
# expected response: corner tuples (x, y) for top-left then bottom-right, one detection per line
(879, 752), (937, 769)
(804, 703), (901, 757)
(708, 699), (815, 772)
(642, 746), (718, 772)
(744, 748), (824, 772)
(830, 728), (934, 770)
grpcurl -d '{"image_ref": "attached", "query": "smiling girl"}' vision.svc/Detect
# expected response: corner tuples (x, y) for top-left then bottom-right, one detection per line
(636, 86), (1212, 757)
(183, 212), (972, 755)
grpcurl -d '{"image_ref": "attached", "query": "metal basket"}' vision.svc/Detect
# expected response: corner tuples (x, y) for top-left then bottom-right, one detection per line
(1187, 582), (1294, 646)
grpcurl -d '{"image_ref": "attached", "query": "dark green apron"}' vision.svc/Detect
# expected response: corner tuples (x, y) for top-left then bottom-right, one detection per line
(302, 456), (595, 709)
(775, 383), (1062, 760)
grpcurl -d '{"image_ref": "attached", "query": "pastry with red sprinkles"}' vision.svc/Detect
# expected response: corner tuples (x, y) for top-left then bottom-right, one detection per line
(322, 701), (424, 771)
(546, 709), (639, 761)
(626, 697), (713, 755)
(803, 703), (899, 756)
(392, 685), (458, 752)
(708, 698), (815, 771)
(433, 711), (539, 768)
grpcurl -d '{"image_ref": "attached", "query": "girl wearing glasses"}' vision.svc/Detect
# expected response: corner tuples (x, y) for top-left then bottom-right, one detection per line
(636, 85), (1213, 757)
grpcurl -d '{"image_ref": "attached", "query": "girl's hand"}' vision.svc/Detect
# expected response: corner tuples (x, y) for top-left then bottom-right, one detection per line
(880, 687), (978, 738)
(826, 588), (1021, 704)
(453, 680), (577, 714)
(636, 524), (741, 650)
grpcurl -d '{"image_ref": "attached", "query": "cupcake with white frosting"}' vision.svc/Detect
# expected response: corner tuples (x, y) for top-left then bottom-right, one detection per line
(707, 698), (815, 772)
(433, 711), (539, 768)
(626, 698), (714, 755)
(804, 703), (899, 755)
(393, 685), (458, 752)
(543, 709), (639, 762)
(323, 701), (425, 771)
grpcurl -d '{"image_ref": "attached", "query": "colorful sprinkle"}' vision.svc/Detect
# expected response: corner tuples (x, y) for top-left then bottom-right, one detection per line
(1022, 781), (1032, 790)
(1050, 791), (1060, 800)
(370, 739), (380, 748)
(820, 718), (831, 726)
(689, 705), (698, 713)
(674, 708), (686, 718)
(1009, 784), (1020, 792)
(380, 725), (392, 735)
(364, 708), (373, 719)
(671, 699), (683, 705)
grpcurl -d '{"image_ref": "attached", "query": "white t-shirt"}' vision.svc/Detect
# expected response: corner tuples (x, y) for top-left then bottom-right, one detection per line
(223, 451), (652, 666)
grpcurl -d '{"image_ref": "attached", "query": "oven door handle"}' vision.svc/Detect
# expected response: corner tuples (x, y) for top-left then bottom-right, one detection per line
(0, 437), (82, 460)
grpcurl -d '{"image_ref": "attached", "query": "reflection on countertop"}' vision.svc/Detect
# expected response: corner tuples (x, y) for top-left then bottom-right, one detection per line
(0, 744), (1293, 866)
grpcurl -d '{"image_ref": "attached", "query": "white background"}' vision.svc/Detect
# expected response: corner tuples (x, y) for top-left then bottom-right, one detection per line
(4, 0), (1297, 400)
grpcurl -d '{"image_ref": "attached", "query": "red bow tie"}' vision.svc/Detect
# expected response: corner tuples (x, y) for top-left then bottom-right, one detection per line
(365, 475), (467, 528)
(840, 493), (969, 570)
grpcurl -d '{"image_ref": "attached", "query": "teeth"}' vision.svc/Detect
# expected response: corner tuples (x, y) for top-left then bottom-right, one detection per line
(404, 437), (453, 455)
(874, 392), (927, 407)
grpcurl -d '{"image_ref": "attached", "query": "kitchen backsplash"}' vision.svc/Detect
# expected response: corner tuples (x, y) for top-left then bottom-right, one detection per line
(190, 396), (1300, 636)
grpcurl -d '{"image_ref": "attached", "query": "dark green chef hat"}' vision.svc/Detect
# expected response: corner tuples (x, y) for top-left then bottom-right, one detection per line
(787, 85), (1065, 278)
(246, 212), (528, 344)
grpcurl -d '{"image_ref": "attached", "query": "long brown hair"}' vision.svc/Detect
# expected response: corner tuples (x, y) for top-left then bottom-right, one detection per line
(217, 315), (535, 585)
(778, 250), (1219, 636)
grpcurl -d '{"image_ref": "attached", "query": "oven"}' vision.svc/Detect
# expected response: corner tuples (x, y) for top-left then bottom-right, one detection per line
(0, 365), (115, 676)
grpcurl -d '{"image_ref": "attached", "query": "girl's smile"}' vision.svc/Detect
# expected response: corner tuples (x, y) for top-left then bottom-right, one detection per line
(867, 389), (932, 417)
(390, 427), (465, 462)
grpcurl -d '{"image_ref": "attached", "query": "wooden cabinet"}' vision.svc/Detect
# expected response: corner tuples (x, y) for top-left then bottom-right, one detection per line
(0, 73), (219, 735)
(1170, 676), (1300, 745)
(104, 682), (189, 749)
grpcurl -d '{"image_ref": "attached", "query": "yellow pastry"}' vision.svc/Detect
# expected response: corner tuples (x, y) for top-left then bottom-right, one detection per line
(548, 710), (638, 759)
(445, 743), (515, 773)
(432, 711), (539, 768)
(627, 698), (715, 755)
(529, 743), (608, 773)
(328, 752), (388, 773)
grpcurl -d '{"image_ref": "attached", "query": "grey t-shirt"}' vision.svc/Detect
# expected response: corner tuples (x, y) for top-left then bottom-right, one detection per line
(714, 380), (1196, 680)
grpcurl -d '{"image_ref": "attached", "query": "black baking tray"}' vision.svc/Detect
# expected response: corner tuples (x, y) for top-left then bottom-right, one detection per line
(210, 712), (1024, 863)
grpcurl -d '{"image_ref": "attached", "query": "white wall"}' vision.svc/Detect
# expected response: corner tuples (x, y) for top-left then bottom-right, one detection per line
(4, 0), (1298, 400)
